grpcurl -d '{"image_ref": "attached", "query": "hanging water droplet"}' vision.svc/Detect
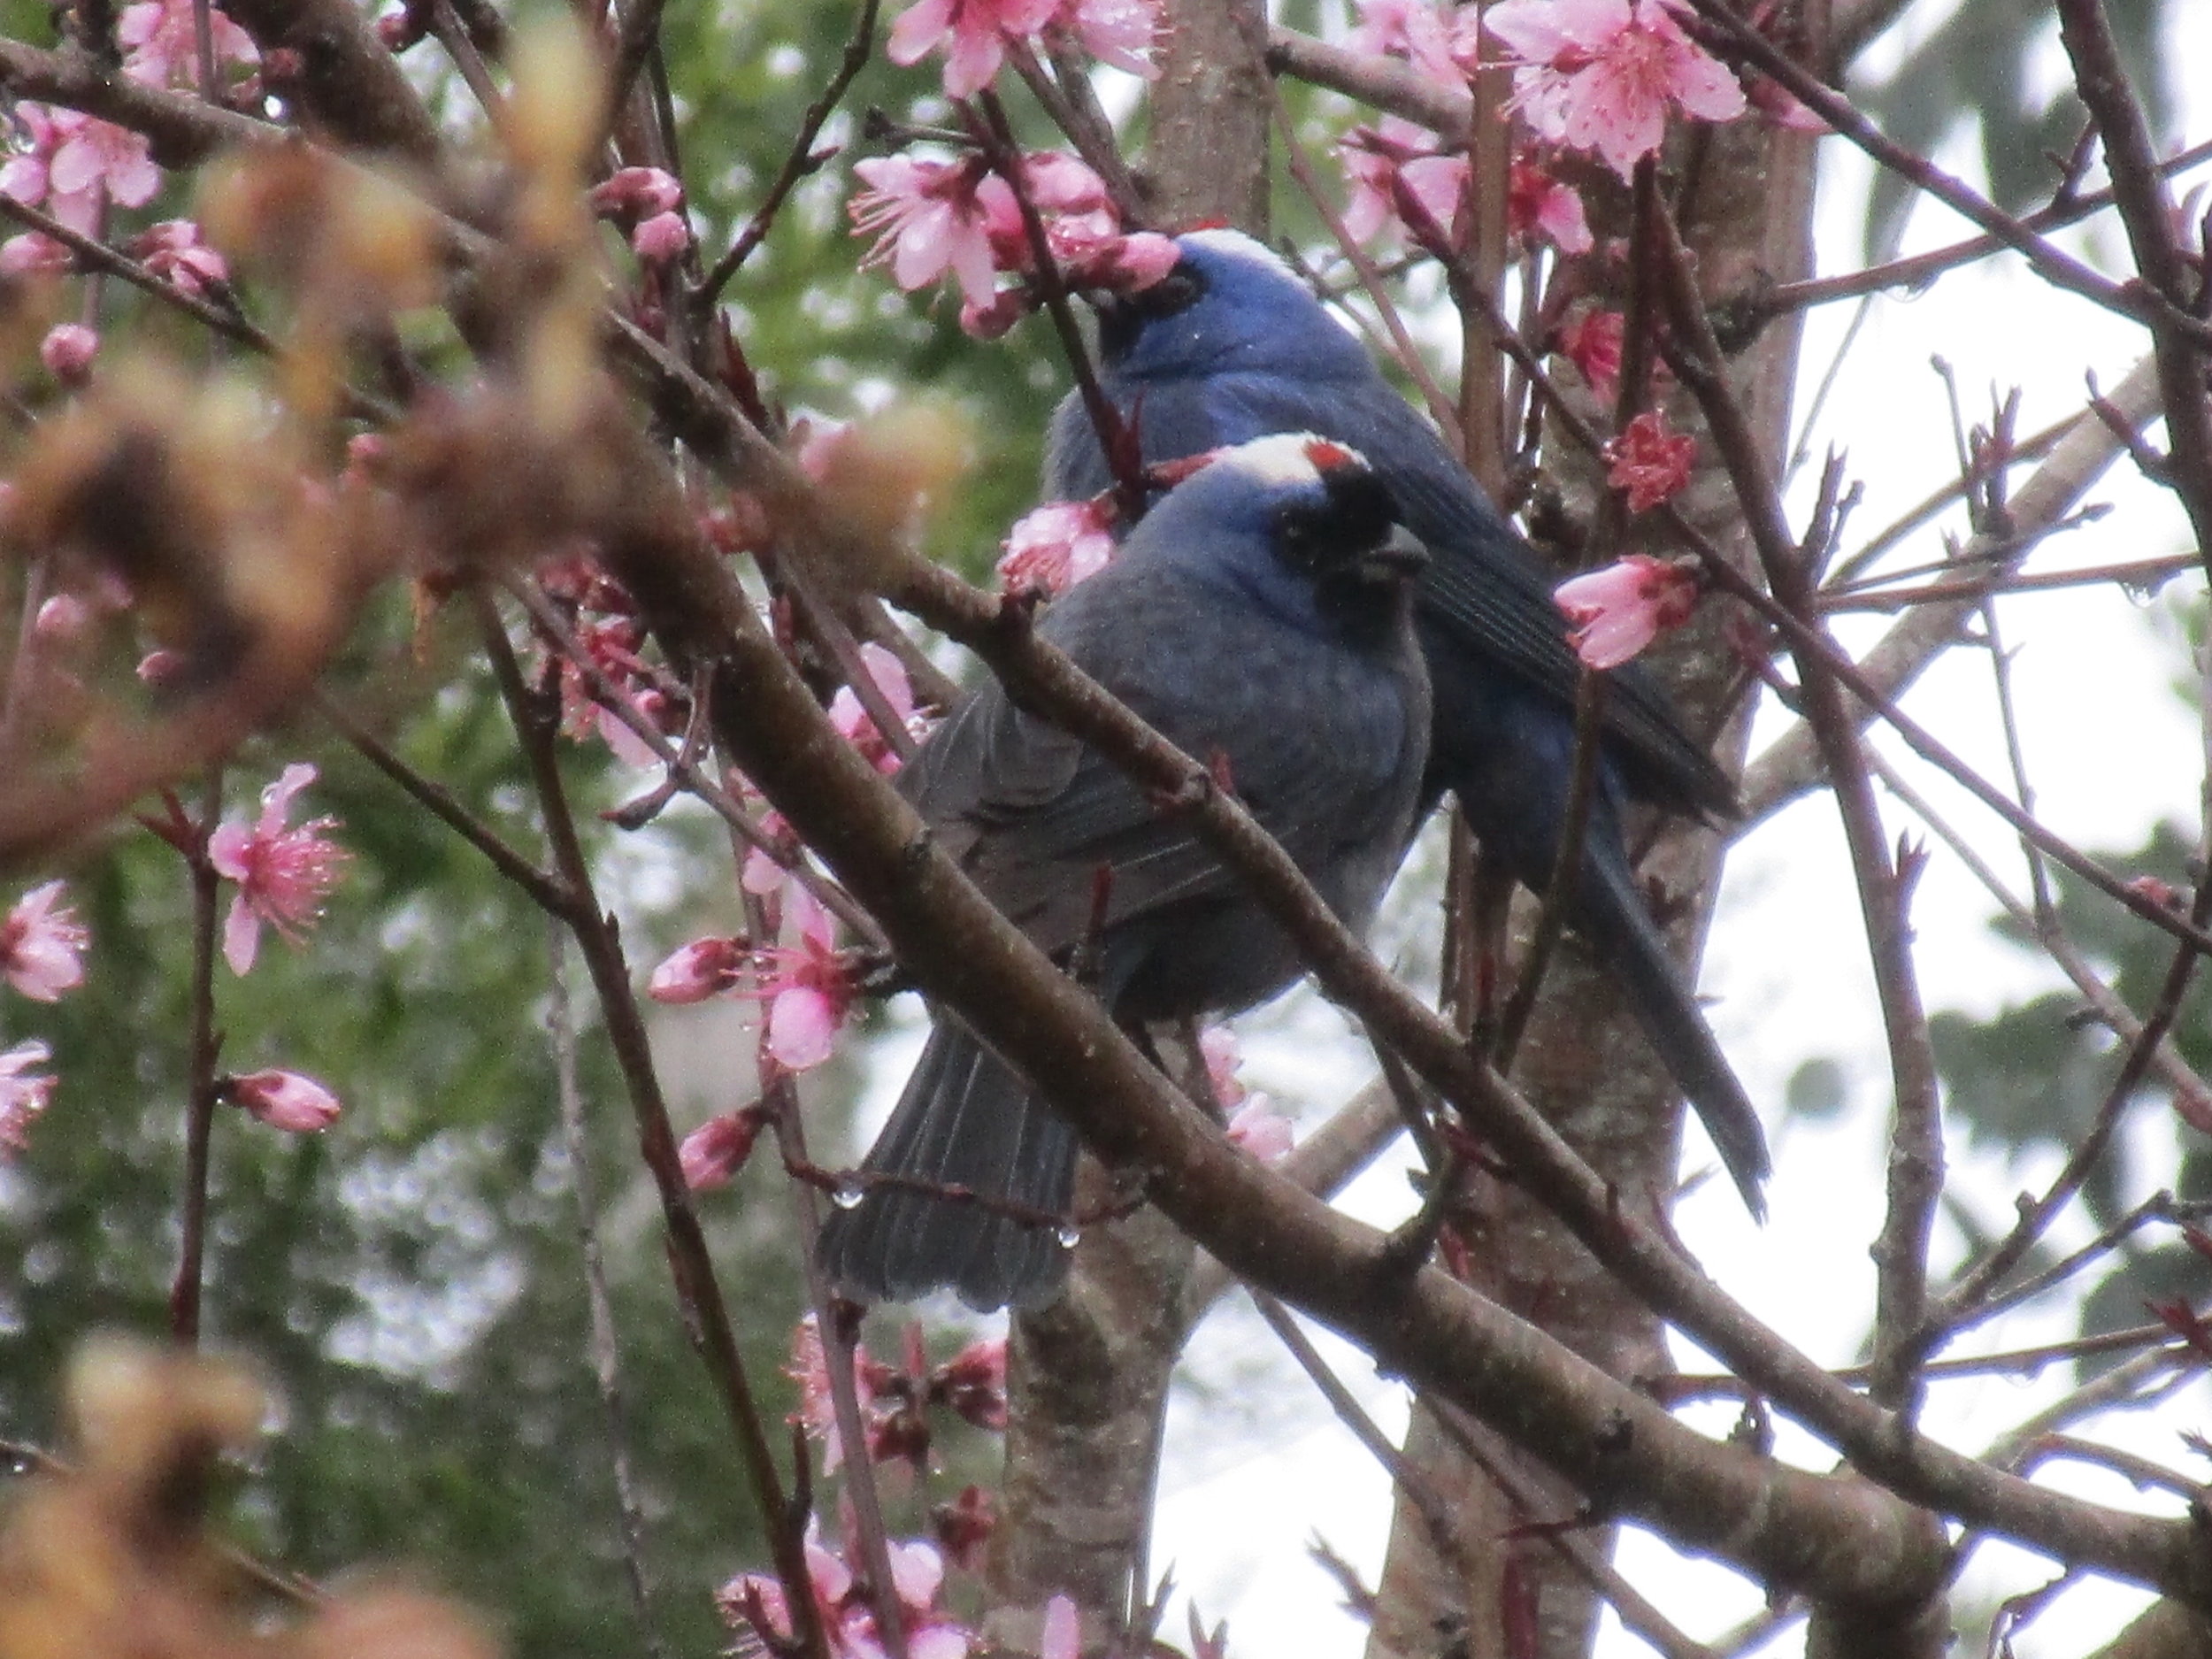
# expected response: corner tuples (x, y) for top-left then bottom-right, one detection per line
(1055, 1223), (1080, 1248)
(831, 1180), (864, 1210)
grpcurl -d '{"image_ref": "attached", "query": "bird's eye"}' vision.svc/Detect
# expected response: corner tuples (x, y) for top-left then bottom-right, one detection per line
(1140, 265), (1206, 318)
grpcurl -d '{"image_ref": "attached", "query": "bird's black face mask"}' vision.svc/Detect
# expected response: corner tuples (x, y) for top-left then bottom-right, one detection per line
(1093, 259), (1208, 361)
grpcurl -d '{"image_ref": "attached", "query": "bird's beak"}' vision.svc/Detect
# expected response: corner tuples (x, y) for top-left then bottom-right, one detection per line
(1356, 524), (1429, 581)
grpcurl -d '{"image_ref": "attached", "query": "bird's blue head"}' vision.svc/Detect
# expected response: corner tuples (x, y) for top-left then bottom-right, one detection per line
(1126, 432), (1425, 615)
(1089, 229), (1378, 387)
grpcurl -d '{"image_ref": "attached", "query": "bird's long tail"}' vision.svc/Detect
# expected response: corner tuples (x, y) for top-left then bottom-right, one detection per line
(816, 1016), (1080, 1311)
(1571, 833), (1771, 1218)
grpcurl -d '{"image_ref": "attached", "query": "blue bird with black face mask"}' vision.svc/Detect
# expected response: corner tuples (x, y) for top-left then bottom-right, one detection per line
(1043, 228), (1770, 1217)
(818, 433), (1432, 1310)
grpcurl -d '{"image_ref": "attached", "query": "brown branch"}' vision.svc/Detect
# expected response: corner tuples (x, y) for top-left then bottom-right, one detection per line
(696, 0), (879, 304)
(1262, 25), (1469, 134)
(2054, 0), (2212, 579)
(219, 0), (442, 165)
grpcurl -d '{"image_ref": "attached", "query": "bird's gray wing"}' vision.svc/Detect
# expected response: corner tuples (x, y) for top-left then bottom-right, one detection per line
(900, 594), (1414, 957)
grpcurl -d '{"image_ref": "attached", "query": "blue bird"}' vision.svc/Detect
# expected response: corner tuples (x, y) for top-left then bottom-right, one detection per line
(818, 434), (1433, 1310)
(1044, 228), (1770, 1217)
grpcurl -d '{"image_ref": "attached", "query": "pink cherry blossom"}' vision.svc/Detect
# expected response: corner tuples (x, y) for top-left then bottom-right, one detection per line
(118, 0), (258, 89)
(649, 935), (750, 1003)
(0, 1040), (56, 1158)
(828, 643), (922, 775)
(35, 595), (91, 643)
(1, 880), (88, 1002)
(934, 1485), (996, 1570)
(132, 219), (229, 296)
(680, 1106), (768, 1191)
(1555, 552), (1698, 669)
(1506, 158), (1594, 254)
(887, 0), (1058, 99)
(929, 1336), (1009, 1431)
(1339, 119), (1470, 249)
(757, 887), (852, 1071)
(1048, 0), (1159, 80)
(1602, 408), (1696, 511)
(998, 498), (1116, 595)
(1346, 0), (1463, 88)
(1486, 0), (1747, 181)
(720, 1528), (972, 1659)
(849, 155), (1020, 310)
(42, 109), (164, 232)
(206, 764), (351, 975)
(40, 323), (97, 385)
(741, 810), (798, 899)
(224, 1067), (342, 1133)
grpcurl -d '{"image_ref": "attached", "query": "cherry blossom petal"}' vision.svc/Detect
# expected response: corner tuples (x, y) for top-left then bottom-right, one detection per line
(767, 986), (840, 1071)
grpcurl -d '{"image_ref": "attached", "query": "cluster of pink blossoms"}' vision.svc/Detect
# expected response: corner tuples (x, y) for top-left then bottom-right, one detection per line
(0, 0), (255, 271)
(652, 642), (929, 1102)
(786, 1317), (1009, 1474)
(849, 150), (1176, 338)
(0, 880), (90, 1160)
(887, 0), (1158, 101)
(1329, 0), (1798, 253)
(719, 1527), (975, 1659)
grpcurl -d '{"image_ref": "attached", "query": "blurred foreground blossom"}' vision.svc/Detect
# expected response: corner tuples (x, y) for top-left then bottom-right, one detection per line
(207, 764), (351, 975)
(1, 880), (88, 1002)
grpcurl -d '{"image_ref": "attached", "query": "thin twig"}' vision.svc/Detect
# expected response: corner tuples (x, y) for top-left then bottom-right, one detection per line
(547, 921), (668, 1659)
(697, 0), (880, 304)
(169, 771), (224, 1348)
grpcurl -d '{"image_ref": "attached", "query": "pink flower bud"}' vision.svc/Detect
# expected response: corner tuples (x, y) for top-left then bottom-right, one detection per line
(680, 1107), (767, 1191)
(631, 210), (691, 264)
(591, 166), (684, 219)
(225, 1068), (342, 1133)
(40, 323), (97, 385)
(649, 935), (749, 1003)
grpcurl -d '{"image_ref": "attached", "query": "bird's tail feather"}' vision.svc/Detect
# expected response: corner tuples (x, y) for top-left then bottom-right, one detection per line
(816, 1017), (1079, 1311)
(1573, 841), (1771, 1219)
